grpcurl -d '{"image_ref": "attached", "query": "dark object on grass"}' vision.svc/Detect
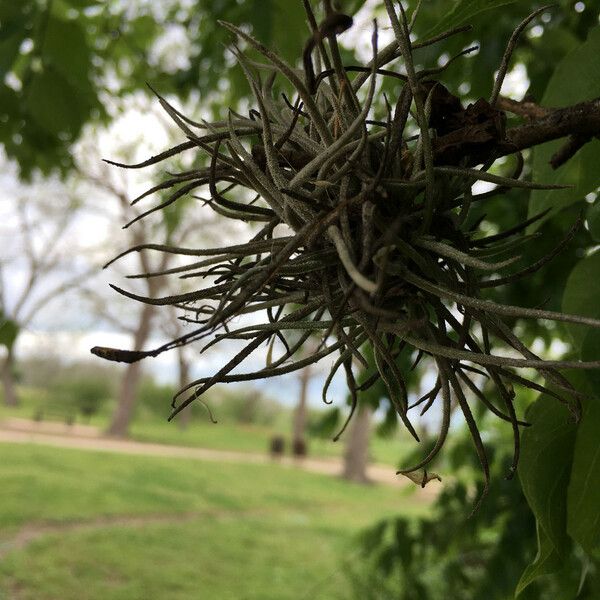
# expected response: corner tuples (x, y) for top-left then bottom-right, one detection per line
(292, 437), (308, 458)
(270, 435), (285, 459)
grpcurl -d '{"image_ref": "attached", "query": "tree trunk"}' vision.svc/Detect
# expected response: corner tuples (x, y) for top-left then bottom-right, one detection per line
(107, 303), (154, 437)
(176, 346), (192, 430)
(292, 363), (311, 444)
(239, 389), (260, 424)
(342, 402), (372, 484)
(0, 348), (19, 407)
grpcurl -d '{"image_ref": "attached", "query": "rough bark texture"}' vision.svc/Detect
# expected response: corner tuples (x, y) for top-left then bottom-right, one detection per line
(106, 302), (155, 437)
(430, 95), (600, 167)
(342, 402), (372, 484)
(506, 97), (600, 154)
(1, 349), (19, 407)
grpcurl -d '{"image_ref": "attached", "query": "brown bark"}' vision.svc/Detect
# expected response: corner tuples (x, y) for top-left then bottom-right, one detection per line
(106, 302), (155, 437)
(342, 402), (372, 484)
(104, 193), (170, 437)
(430, 95), (600, 167)
(1, 349), (19, 407)
(505, 97), (600, 154)
(496, 96), (551, 120)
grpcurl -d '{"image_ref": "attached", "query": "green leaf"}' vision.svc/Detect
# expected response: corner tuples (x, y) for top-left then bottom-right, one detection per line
(567, 395), (600, 554)
(274, 1), (305, 59)
(543, 22), (600, 100)
(562, 250), (600, 348)
(44, 16), (91, 87)
(0, 11), (28, 43)
(26, 69), (84, 136)
(246, 0), (358, 65)
(62, 0), (101, 7)
(0, 2), (31, 23)
(248, 0), (274, 47)
(587, 201), (600, 242)
(0, 31), (24, 80)
(516, 522), (564, 597)
(528, 139), (600, 229)
(0, 316), (19, 351)
(528, 26), (600, 228)
(0, 84), (20, 123)
(128, 15), (160, 47)
(425, 0), (518, 37)
(517, 395), (577, 591)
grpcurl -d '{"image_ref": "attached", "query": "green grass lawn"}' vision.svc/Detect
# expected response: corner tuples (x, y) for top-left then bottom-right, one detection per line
(0, 442), (428, 599)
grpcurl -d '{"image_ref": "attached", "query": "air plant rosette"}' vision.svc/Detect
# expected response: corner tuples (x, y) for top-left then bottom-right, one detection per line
(92, 1), (600, 507)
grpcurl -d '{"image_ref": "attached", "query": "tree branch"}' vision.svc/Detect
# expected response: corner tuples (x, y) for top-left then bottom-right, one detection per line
(505, 97), (600, 155)
(496, 96), (551, 120)
(432, 96), (600, 169)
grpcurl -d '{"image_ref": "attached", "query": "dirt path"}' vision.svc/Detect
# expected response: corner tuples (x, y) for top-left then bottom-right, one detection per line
(0, 418), (441, 497)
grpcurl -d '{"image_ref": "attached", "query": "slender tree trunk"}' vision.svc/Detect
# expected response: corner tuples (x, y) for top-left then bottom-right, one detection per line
(176, 346), (192, 430)
(0, 348), (19, 407)
(292, 363), (311, 444)
(240, 390), (260, 424)
(107, 303), (155, 437)
(342, 402), (372, 483)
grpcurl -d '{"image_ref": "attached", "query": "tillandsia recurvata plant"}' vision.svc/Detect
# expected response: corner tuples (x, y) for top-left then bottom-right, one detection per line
(92, 1), (600, 507)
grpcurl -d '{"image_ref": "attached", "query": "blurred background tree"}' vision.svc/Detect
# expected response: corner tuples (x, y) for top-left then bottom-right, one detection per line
(0, 0), (318, 177)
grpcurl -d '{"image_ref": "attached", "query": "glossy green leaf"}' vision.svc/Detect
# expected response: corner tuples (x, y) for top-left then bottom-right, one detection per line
(425, 0), (517, 37)
(517, 395), (577, 591)
(0, 316), (19, 351)
(567, 394), (600, 554)
(562, 250), (600, 348)
(528, 27), (600, 228)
